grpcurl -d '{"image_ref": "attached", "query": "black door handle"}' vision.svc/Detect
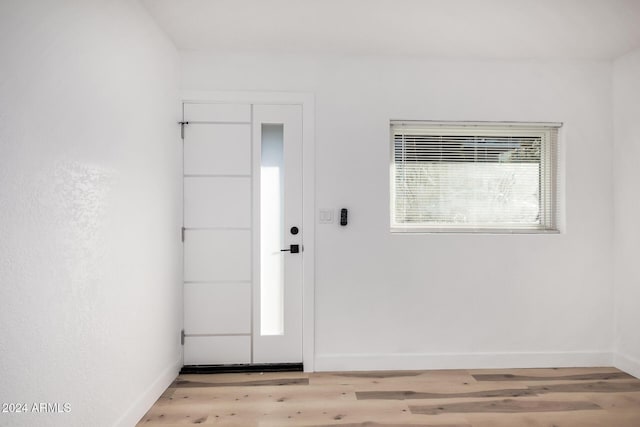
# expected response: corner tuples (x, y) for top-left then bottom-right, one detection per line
(280, 244), (300, 254)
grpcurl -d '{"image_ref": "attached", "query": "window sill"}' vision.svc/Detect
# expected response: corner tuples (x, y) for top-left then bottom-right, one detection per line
(390, 227), (561, 235)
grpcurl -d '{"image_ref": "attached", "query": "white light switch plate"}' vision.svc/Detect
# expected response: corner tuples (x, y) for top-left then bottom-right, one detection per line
(319, 209), (334, 224)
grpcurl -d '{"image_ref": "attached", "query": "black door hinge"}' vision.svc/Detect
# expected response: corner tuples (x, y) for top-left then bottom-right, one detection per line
(181, 227), (185, 242)
(181, 329), (185, 346)
(179, 121), (189, 139)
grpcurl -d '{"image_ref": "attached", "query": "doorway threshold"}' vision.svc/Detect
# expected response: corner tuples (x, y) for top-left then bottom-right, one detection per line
(180, 362), (303, 374)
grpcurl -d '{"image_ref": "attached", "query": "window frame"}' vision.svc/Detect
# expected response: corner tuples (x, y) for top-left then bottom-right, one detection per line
(389, 121), (561, 234)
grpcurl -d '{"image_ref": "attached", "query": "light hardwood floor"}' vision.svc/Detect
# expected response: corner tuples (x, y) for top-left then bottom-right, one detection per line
(137, 367), (640, 426)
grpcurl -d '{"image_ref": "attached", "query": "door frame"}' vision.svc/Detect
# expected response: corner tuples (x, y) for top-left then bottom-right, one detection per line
(180, 91), (315, 371)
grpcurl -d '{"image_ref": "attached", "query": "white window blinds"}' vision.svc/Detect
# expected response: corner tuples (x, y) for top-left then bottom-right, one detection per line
(391, 121), (560, 233)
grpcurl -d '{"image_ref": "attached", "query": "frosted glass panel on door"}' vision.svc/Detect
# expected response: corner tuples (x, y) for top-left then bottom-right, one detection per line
(260, 124), (284, 336)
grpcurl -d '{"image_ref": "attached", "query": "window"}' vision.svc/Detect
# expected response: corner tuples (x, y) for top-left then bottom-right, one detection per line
(391, 121), (560, 233)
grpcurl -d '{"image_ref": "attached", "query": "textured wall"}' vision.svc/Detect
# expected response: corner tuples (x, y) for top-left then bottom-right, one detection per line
(182, 52), (615, 370)
(613, 47), (640, 378)
(0, 1), (181, 426)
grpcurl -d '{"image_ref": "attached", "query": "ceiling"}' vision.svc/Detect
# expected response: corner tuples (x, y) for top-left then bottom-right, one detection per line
(141, 0), (640, 60)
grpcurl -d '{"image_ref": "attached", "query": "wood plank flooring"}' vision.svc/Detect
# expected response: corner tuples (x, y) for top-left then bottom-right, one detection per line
(137, 367), (640, 426)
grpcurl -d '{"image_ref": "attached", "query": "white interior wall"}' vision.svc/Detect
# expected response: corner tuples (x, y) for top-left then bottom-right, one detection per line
(182, 52), (615, 370)
(613, 47), (640, 379)
(0, 1), (181, 426)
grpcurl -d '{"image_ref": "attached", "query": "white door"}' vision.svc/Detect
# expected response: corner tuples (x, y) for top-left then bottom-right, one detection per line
(182, 102), (303, 366)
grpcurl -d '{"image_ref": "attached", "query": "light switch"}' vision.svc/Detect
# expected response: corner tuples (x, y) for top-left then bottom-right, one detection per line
(319, 209), (334, 224)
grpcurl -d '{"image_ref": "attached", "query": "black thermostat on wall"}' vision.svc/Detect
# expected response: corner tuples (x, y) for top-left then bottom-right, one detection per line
(340, 208), (348, 226)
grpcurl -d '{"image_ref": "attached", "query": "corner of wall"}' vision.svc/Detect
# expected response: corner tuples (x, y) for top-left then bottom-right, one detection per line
(114, 357), (182, 427)
(611, 46), (640, 380)
(614, 352), (640, 380)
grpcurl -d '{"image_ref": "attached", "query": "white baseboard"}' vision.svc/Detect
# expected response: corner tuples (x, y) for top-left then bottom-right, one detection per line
(114, 356), (182, 427)
(314, 351), (613, 372)
(614, 352), (640, 379)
